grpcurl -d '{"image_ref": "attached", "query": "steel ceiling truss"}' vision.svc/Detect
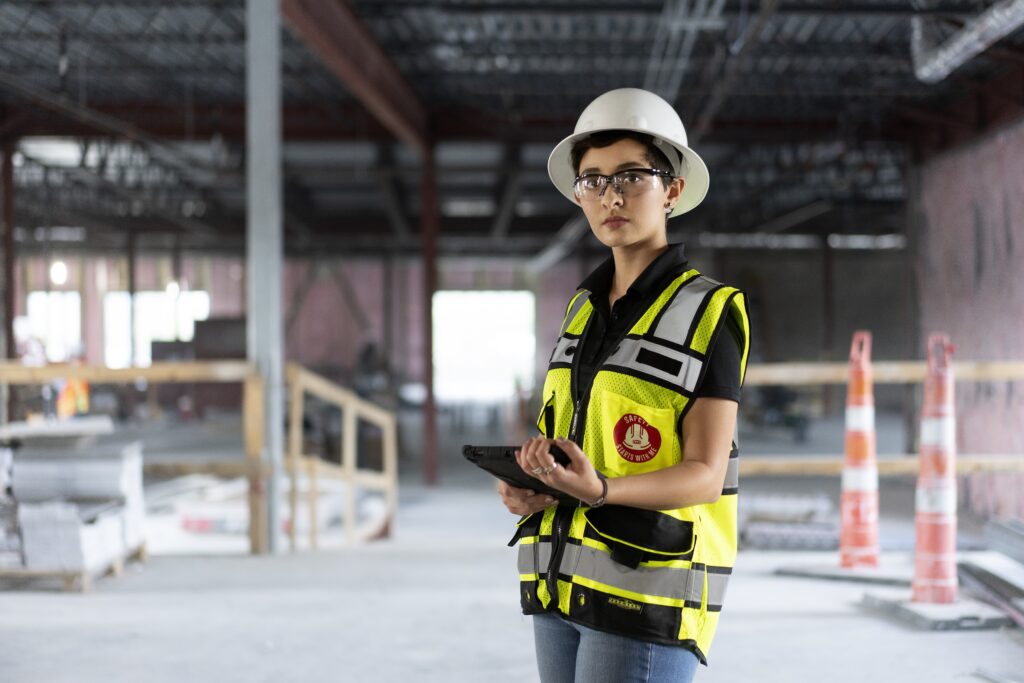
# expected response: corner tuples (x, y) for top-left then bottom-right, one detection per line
(0, 0), (1020, 252)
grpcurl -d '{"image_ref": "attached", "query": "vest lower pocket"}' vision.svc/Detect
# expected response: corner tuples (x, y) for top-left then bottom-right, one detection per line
(562, 507), (705, 645)
(582, 506), (695, 568)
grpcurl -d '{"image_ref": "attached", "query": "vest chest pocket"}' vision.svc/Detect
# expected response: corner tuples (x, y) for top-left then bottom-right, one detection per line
(581, 506), (695, 569)
(597, 389), (677, 475)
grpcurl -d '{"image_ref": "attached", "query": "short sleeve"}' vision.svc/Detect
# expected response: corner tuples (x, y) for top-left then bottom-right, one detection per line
(695, 312), (743, 402)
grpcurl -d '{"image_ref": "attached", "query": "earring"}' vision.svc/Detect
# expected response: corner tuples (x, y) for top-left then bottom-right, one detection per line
(664, 205), (673, 214)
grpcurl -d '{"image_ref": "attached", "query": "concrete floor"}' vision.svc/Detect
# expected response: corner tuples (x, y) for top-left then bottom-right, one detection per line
(1, 407), (1021, 682)
(1, 478), (1022, 683)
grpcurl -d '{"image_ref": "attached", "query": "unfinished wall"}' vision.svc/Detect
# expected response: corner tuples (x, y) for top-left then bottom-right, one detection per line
(913, 115), (1024, 519)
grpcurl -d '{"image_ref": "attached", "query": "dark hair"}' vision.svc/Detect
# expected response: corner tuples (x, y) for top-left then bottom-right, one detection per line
(570, 131), (674, 188)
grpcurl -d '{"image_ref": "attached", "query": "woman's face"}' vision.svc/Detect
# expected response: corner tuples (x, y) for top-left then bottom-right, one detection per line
(574, 138), (684, 250)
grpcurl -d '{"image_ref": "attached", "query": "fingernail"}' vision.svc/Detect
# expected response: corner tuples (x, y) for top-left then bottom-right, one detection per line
(545, 497), (555, 504)
(555, 437), (566, 443)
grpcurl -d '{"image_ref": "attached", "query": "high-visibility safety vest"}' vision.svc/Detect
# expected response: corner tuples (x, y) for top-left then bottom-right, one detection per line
(511, 268), (750, 664)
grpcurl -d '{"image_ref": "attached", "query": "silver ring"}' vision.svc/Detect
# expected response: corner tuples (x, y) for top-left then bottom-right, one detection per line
(531, 467), (545, 475)
(542, 466), (555, 475)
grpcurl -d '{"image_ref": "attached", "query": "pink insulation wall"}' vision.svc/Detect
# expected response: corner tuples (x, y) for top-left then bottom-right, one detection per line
(915, 115), (1024, 520)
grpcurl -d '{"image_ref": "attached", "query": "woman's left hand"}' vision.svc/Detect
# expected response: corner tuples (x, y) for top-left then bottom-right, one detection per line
(516, 436), (604, 504)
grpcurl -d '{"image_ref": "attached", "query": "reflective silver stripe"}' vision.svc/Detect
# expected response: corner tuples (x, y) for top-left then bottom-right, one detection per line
(565, 543), (698, 601)
(687, 566), (705, 604)
(604, 338), (704, 392)
(722, 454), (739, 491)
(652, 277), (720, 344)
(518, 541), (552, 574)
(559, 290), (592, 337)
(549, 335), (579, 365)
(707, 570), (730, 608)
(560, 541), (583, 574)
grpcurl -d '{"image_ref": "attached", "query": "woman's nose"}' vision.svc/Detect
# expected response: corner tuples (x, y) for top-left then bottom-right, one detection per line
(600, 183), (624, 208)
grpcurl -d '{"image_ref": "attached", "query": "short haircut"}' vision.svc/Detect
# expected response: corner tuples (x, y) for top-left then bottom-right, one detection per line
(570, 131), (675, 187)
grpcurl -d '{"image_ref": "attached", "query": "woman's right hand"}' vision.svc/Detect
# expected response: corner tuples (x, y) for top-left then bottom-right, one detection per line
(497, 481), (556, 516)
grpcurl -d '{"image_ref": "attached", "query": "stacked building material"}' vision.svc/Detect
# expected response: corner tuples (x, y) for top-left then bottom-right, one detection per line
(17, 502), (125, 572)
(0, 448), (19, 568)
(7, 439), (145, 571)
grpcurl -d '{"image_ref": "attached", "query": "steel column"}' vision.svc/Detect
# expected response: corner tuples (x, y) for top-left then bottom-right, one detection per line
(421, 147), (439, 485)
(2, 141), (15, 422)
(247, 0), (284, 553)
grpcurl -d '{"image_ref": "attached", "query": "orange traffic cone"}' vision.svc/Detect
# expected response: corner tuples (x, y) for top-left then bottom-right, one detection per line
(912, 334), (958, 603)
(840, 331), (880, 568)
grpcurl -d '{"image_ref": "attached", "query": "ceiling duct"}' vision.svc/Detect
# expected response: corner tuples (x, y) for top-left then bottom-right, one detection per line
(911, 0), (1024, 83)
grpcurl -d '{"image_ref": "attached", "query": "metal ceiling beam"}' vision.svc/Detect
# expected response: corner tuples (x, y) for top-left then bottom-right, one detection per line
(490, 145), (522, 241)
(0, 72), (214, 177)
(911, 0), (1024, 83)
(18, 153), (217, 241)
(352, 1), (983, 16)
(281, 0), (429, 153)
(375, 143), (411, 240)
(691, 0), (780, 144)
(524, 214), (589, 275)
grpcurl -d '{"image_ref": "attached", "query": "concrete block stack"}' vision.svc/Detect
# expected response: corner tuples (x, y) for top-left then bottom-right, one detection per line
(8, 440), (146, 572)
(0, 448), (20, 568)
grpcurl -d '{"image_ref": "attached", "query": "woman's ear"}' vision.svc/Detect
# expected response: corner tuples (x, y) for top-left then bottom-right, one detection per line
(669, 177), (686, 202)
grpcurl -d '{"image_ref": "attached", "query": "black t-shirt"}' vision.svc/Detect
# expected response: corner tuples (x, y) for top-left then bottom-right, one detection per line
(574, 244), (743, 403)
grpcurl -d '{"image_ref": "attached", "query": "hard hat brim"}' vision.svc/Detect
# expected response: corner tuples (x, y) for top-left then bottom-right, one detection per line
(547, 128), (709, 218)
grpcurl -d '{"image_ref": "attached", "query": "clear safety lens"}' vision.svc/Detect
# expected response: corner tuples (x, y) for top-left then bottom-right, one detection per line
(573, 168), (671, 201)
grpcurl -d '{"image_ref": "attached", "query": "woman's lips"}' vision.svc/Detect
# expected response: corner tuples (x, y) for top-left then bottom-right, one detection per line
(603, 217), (629, 228)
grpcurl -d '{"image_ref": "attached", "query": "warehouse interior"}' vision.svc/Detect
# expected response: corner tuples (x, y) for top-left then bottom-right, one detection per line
(0, 1), (1023, 682)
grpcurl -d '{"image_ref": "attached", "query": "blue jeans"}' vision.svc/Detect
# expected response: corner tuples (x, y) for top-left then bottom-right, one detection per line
(533, 613), (700, 683)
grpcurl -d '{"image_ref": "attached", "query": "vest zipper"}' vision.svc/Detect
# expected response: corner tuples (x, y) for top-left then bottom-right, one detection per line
(546, 312), (594, 609)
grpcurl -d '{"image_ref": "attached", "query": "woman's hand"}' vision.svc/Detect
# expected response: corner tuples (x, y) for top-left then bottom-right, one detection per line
(516, 436), (604, 505)
(497, 481), (556, 516)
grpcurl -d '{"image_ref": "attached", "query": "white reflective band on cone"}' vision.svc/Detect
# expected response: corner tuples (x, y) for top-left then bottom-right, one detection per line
(842, 466), (879, 492)
(844, 405), (875, 433)
(912, 578), (958, 587)
(920, 417), (955, 447)
(916, 486), (957, 513)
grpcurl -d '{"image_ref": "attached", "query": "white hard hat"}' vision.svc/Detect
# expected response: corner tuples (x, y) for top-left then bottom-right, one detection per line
(547, 88), (709, 218)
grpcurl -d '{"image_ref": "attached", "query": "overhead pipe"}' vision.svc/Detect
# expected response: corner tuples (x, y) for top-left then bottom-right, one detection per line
(911, 0), (1024, 83)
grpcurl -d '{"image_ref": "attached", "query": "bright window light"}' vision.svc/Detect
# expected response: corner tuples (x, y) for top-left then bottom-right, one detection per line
(104, 290), (211, 367)
(432, 290), (535, 402)
(25, 291), (81, 362)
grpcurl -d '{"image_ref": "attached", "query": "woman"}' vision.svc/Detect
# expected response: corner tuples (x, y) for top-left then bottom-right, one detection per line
(498, 88), (751, 683)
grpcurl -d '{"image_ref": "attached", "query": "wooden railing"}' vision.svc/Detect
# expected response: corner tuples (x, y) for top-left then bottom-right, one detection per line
(0, 360), (400, 553)
(0, 361), (269, 554)
(744, 361), (1024, 385)
(285, 363), (398, 550)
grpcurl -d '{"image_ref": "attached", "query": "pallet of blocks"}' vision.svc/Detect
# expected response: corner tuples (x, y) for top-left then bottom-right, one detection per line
(0, 437), (147, 592)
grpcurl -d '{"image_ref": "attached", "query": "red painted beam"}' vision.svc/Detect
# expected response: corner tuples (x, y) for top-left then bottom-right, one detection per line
(281, 0), (429, 153)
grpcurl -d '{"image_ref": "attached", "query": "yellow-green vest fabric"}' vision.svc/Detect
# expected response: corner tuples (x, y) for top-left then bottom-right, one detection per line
(511, 269), (751, 664)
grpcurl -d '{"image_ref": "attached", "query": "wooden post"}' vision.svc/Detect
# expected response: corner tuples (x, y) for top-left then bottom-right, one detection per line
(243, 374), (267, 554)
(307, 455), (319, 550)
(342, 402), (357, 542)
(381, 413), (398, 538)
(287, 368), (303, 551)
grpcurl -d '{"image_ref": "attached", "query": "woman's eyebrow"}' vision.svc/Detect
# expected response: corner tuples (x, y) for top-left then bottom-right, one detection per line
(579, 160), (647, 175)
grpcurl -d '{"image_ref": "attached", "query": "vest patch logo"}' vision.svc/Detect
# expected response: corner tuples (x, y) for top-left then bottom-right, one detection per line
(613, 414), (662, 463)
(607, 596), (643, 613)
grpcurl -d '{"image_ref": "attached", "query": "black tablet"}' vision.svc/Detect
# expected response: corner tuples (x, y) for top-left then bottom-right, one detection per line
(462, 444), (578, 504)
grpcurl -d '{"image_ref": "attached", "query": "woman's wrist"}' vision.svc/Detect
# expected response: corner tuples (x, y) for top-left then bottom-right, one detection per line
(588, 475), (609, 507)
